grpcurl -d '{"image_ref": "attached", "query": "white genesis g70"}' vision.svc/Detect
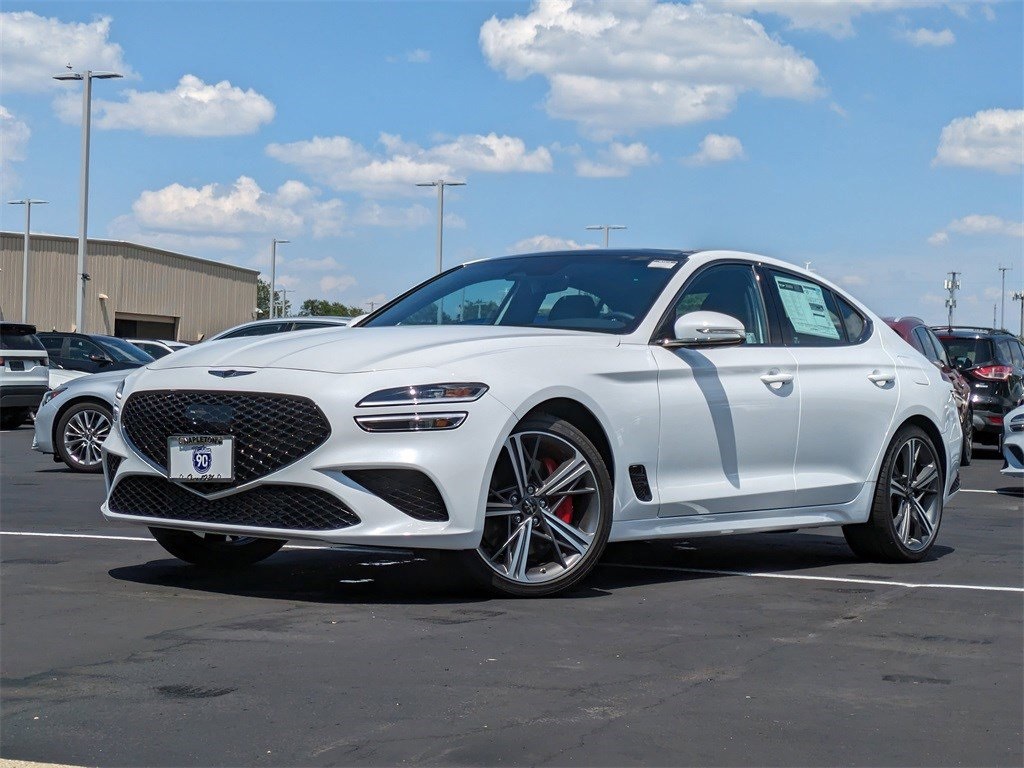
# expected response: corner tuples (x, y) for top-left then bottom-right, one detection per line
(102, 250), (962, 597)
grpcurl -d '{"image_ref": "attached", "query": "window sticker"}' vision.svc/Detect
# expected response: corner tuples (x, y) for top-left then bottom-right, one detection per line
(773, 275), (841, 339)
(647, 260), (677, 269)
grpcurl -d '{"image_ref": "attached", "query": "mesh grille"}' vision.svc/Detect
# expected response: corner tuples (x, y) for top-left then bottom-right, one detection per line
(121, 390), (330, 491)
(109, 475), (360, 531)
(344, 469), (449, 522)
(104, 453), (123, 485)
(629, 464), (652, 502)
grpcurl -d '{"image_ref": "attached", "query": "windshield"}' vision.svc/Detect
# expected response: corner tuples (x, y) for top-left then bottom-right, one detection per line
(938, 337), (994, 369)
(96, 336), (155, 363)
(364, 252), (686, 334)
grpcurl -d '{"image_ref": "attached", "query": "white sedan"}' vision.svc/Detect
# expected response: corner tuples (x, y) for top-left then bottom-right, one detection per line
(102, 250), (961, 597)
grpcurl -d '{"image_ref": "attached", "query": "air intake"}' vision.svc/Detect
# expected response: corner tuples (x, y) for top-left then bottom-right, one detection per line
(344, 469), (449, 522)
(628, 464), (652, 502)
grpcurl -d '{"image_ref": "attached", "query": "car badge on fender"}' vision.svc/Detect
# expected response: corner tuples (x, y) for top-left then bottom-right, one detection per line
(208, 369), (255, 378)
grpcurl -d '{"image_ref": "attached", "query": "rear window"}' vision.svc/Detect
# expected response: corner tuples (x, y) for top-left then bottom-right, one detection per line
(0, 325), (45, 351)
(938, 337), (995, 368)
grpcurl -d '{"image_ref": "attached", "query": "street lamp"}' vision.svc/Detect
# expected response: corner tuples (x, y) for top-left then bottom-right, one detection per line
(416, 179), (465, 273)
(269, 238), (289, 318)
(53, 68), (122, 333)
(6, 199), (48, 323)
(585, 224), (626, 248)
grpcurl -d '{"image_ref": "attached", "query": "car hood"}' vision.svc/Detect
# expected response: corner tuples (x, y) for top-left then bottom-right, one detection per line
(149, 326), (621, 374)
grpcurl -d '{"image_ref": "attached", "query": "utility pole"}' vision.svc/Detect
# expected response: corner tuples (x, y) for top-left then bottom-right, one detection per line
(944, 271), (961, 329)
(998, 264), (1012, 329)
(415, 179), (466, 273)
(276, 287), (292, 318)
(53, 67), (122, 332)
(993, 304), (998, 328)
(269, 238), (289, 318)
(585, 224), (626, 247)
(365, 300), (379, 312)
(1013, 291), (1024, 338)
(6, 199), (48, 323)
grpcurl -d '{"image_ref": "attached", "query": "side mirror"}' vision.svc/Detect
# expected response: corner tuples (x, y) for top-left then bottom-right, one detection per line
(88, 353), (112, 364)
(663, 311), (746, 348)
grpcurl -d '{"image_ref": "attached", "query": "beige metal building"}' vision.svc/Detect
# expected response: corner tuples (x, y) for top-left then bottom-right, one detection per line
(0, 232), (259, 341)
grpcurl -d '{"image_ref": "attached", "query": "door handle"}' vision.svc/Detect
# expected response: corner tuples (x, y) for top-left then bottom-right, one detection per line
(760, 370), (794, 389)
(868, 370), (895, 385)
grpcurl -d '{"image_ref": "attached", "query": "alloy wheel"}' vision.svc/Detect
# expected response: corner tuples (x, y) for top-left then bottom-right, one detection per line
(63, 408), (111, 468)
(888, 436), (941, 552)
(478, 430), (601, 584)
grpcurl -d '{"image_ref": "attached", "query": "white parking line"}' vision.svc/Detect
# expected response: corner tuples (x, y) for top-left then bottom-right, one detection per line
(4, 531), (1021, 594)
(602, 562), (1023, 593)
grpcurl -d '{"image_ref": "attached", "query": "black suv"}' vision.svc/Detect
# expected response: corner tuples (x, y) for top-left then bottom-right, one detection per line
(37, 332), (154, 374)
(934, 326), (1024, 444)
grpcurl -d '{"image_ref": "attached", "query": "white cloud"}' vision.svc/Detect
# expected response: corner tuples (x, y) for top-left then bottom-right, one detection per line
(107, 216), (245, 253)
(705, 1), (940, 38)
(130, 176), (345, 239)
(0, 106), (31, 188)
(934, 108), (1024, 174)
(353, 202), (433, 228)
(406, 49), (431, 63)
(509, 234), (589, 253)
(320, 274), (357, 294)
(683, 134), (746, 165)
(284, 256), (344, 271)
(576, 141), (658, 177)
(903, 27), (955, 47)
(53, 75), (274, 136)
(929, 214), (1024, 245)
(480, 0), (821, 137)
(267, 132), (551, 197)
(839, 274), (867, 287)
(0, 11), (135, 93)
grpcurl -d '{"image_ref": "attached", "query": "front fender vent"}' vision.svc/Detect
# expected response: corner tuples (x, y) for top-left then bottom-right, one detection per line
(629, 464), (653, 502)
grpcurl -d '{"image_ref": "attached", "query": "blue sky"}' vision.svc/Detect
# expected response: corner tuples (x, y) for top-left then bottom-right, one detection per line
(2, 1), (1021, 325)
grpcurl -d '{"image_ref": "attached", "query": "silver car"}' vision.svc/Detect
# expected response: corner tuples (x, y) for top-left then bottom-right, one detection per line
(1002, 404), (1024, 479)
(33, 369), (127, 472)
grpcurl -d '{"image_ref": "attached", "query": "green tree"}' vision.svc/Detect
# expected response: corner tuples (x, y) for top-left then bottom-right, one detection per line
(257, 279), (292, 318)
(298, 298), (363, 317)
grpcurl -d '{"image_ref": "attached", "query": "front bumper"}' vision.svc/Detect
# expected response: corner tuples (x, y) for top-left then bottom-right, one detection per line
(101, 368), (516, 550)
(1002, 430), (1024, 478)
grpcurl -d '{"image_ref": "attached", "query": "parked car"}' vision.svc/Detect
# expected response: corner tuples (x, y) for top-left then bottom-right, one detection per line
(102, 249), (961, 597)
(33, 369), (128, 472)
(37, 332), (154, 374)
(207, 316), (353, 341)
(1001, 404), (1024, 479)
(48, 358), (88, 389)
(885, 317), (974, 465)
(126, 339), (189, 359)
(933, 326), (1024, 446)
(0, 322), (49, 429)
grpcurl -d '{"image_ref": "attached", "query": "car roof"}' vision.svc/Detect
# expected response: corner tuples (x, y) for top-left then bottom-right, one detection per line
(932, 326), (1014, 338)
(463, 248), (694, 266)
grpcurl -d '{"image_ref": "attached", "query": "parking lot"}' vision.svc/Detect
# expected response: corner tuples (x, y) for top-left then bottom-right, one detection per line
(1, 425), (1021, 767)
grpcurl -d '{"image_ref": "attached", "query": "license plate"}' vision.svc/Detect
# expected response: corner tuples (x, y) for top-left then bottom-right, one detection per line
(168, 435), (234, 481)
(9, 360), (24, 371)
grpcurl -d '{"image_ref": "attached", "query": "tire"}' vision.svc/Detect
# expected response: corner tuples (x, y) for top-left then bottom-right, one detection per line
(55, 401), (112, 473)
(0, 408), (29, 430)
(843, 425), (943, 563)
(457, 414), (613, 597)
(149, 527), (285, 568)
(960, 410), (973, 467)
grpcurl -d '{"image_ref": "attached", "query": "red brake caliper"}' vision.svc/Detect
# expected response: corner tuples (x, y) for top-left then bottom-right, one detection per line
(542, 457), (574, 523)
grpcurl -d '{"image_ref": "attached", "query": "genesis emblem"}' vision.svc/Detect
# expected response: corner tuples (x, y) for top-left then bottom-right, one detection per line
(208, 369), (255, 378)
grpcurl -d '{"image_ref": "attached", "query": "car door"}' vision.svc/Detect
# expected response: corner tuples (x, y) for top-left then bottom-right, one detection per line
(65, 337), (109, 373)
(653, 262), (799, 516)
(762, 268), (899, 506)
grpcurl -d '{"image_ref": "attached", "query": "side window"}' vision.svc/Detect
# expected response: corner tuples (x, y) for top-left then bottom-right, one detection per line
(925, 328), (951, 366)
(1013, 341), (1024, 367)
(833, 295), (868, 343)
(767, 271), (847, 346)
(996, 338), (1015, 365)
(40, 336), (63, 354)
(222, 322), (288, 338)
(912, 327), (935, 360)
(67, 338), (104, 362)
(291, 322), (336, 331)
(670, 263), (769, 345)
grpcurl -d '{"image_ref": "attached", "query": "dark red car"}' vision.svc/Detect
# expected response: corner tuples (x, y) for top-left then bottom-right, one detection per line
(885, 316), (973, 465)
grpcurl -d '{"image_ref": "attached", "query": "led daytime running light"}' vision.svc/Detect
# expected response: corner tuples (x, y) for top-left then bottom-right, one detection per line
(354, 412), (468, 433)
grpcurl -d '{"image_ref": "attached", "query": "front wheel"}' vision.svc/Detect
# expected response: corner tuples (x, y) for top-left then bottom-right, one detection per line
(149, 527), (285, 568)
(843, 425), (943, 562)
(458, 415), (613, 597)
(55, 401), (111, 472)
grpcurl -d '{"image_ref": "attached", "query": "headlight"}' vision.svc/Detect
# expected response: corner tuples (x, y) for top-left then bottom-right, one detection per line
(356, 382), (488, 407)
(112, 378), (126, 422)
(115, 379), (125, 400)
(40, 386), (68, 406)
(1010, 413), (1024, 433)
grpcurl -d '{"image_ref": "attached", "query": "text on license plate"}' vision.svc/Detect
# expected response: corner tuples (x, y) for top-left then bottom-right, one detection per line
(168, 435), (234, 481)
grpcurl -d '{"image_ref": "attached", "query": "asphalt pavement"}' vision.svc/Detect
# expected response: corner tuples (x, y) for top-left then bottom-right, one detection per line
(1, 424), (1021, 767)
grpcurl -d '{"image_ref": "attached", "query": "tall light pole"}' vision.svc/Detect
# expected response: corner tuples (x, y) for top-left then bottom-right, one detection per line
(269, 238), (289, 318)
(416, 179), (465, 273)
(944, 271), (961, 329)
(6, 199), (48, 323)
(998, 264), (1012, 329)
(53, 68), (122, 332)
(585, 224), (626, 248)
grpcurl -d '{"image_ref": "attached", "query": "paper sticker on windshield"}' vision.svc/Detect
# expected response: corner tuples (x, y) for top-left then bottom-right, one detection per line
(647, 260), (676, 269)
(773, 275), (841, 339)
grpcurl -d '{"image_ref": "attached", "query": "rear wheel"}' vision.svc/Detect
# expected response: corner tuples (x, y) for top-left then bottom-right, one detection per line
(149, 527), (285, 567)
(459, 415), (613, 597)
(843, 425), (943, 562)
(55, 401), (111, 472)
